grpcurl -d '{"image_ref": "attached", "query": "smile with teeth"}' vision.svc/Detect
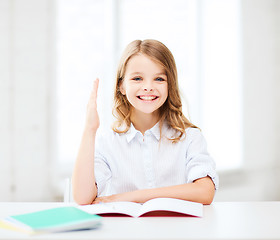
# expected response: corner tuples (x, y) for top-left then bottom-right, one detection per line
(137, 95), (158, 101)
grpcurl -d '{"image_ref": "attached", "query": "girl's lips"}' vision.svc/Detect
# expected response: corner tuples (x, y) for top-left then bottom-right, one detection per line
(137, 95), (159, 101)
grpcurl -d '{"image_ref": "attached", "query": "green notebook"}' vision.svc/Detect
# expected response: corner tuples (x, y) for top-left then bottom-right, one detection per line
(2, 206), (102, 234)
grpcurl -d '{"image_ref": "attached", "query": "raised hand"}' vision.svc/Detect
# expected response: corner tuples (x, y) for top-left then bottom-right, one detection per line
(85, 78), (100, 132)
(72, 78), (100, 204)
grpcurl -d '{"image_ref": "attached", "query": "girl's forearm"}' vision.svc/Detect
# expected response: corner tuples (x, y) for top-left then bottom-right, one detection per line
(94, 177), (215, 205)
(72, 128), (98, 205)
(134, 177), (215, 205)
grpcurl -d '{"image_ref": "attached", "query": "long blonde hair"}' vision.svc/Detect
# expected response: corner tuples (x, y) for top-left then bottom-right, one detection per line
(112, 39), (197, 142)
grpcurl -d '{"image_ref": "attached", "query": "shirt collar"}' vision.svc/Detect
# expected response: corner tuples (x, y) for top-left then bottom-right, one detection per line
(126, 123), (139, 143)
(126, 121), (162, 143)
(149, 122), (161, 141)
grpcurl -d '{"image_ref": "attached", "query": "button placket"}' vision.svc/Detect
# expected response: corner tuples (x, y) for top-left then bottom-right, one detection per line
(142, 133), (155, 188)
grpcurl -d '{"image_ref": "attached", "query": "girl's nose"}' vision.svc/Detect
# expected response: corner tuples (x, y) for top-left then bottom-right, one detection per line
(143, 81), (153, 91)
(143, 87), (153, 91)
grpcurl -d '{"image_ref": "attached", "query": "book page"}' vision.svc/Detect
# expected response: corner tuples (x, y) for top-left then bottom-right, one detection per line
(78, 201), (142, 217)
(137, 198), (203, 217)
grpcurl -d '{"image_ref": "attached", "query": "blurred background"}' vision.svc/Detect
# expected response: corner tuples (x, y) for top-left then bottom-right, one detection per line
(0, 0), (279, 202)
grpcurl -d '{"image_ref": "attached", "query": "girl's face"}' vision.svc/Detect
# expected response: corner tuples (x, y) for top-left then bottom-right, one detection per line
(120, 53), (168, 119)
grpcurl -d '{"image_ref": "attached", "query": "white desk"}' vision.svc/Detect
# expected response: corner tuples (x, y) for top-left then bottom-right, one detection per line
(0, 202), (279, 240)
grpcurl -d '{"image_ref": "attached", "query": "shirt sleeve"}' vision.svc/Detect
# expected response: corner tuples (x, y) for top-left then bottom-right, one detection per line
(94, 131), (112, 196)
(185, 128), (219, 189)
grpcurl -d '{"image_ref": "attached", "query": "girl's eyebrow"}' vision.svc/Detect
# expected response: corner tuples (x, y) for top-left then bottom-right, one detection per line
(129, 72), (142, 76)
(155, 72), (167, 76)
(128, 72), (167, 76)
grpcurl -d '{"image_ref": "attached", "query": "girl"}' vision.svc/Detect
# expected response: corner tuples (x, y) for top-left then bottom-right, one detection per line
(72, 39), (218, 205)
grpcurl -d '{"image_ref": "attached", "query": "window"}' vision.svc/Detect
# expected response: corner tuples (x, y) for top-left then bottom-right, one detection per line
(198, 0), (242, 170)
(56, 0), (242, 174)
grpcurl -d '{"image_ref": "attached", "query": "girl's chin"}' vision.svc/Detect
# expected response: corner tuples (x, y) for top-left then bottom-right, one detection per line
(131, 107), (160, 116)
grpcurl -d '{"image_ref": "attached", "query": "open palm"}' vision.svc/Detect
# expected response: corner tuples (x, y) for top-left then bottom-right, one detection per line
(85, 78), (100, 131)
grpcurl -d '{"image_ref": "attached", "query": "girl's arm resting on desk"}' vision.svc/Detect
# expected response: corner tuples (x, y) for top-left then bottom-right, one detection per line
(93, 176), (215, 205)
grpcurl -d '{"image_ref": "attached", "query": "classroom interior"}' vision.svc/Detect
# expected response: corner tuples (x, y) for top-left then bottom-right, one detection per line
(0, 0), (279, 202)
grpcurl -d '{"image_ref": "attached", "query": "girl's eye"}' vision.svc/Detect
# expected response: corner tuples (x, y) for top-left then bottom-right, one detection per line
(155, 77), (165, 82)
(132, 77), (142, 81)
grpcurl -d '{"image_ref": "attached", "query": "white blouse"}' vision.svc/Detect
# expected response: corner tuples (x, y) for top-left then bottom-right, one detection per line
(94, 122), (219, 197)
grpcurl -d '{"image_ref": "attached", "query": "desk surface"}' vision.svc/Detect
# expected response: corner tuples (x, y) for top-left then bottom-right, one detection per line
(0, 201), (279, 240)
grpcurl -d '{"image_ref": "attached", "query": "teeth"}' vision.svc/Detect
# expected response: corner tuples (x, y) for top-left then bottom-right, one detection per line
(139, 96), (157, 100)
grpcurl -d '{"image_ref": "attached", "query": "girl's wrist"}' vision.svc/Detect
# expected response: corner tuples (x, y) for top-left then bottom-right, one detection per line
(129, 189), (151, 203)
(83, 125), (98, 136)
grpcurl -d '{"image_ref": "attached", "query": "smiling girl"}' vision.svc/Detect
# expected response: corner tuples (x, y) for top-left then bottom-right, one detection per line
(72, 39), (219, 205)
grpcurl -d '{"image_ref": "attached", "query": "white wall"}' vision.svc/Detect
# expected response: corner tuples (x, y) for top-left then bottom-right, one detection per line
(0, 0), (56, 201)
(0, 0), (12, 201)
(0, 0), (279, 202)
(215, 0), (280, 201)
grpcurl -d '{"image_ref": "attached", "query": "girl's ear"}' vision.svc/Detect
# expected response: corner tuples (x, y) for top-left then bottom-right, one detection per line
(119, 82), (126, 95)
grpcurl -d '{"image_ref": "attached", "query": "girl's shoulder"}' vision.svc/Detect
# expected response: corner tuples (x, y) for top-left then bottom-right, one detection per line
(96, 125), (126, 142)
(162, 119), (201, 139)
(184, 127), (207, 145)
(164, 120), (201, 135)
(185, 127), (201, 135)
(95, 126), (113, 144)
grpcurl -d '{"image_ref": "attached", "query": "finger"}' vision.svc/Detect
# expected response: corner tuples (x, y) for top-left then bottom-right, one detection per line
(90, 78), (99, 99)
(92, 78), (99, 98)
(89, 78), (99, 104)
(92, 198), (103, 204)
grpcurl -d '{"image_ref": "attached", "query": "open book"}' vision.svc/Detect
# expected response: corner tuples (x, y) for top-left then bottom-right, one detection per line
(78, 198), (203, 217)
